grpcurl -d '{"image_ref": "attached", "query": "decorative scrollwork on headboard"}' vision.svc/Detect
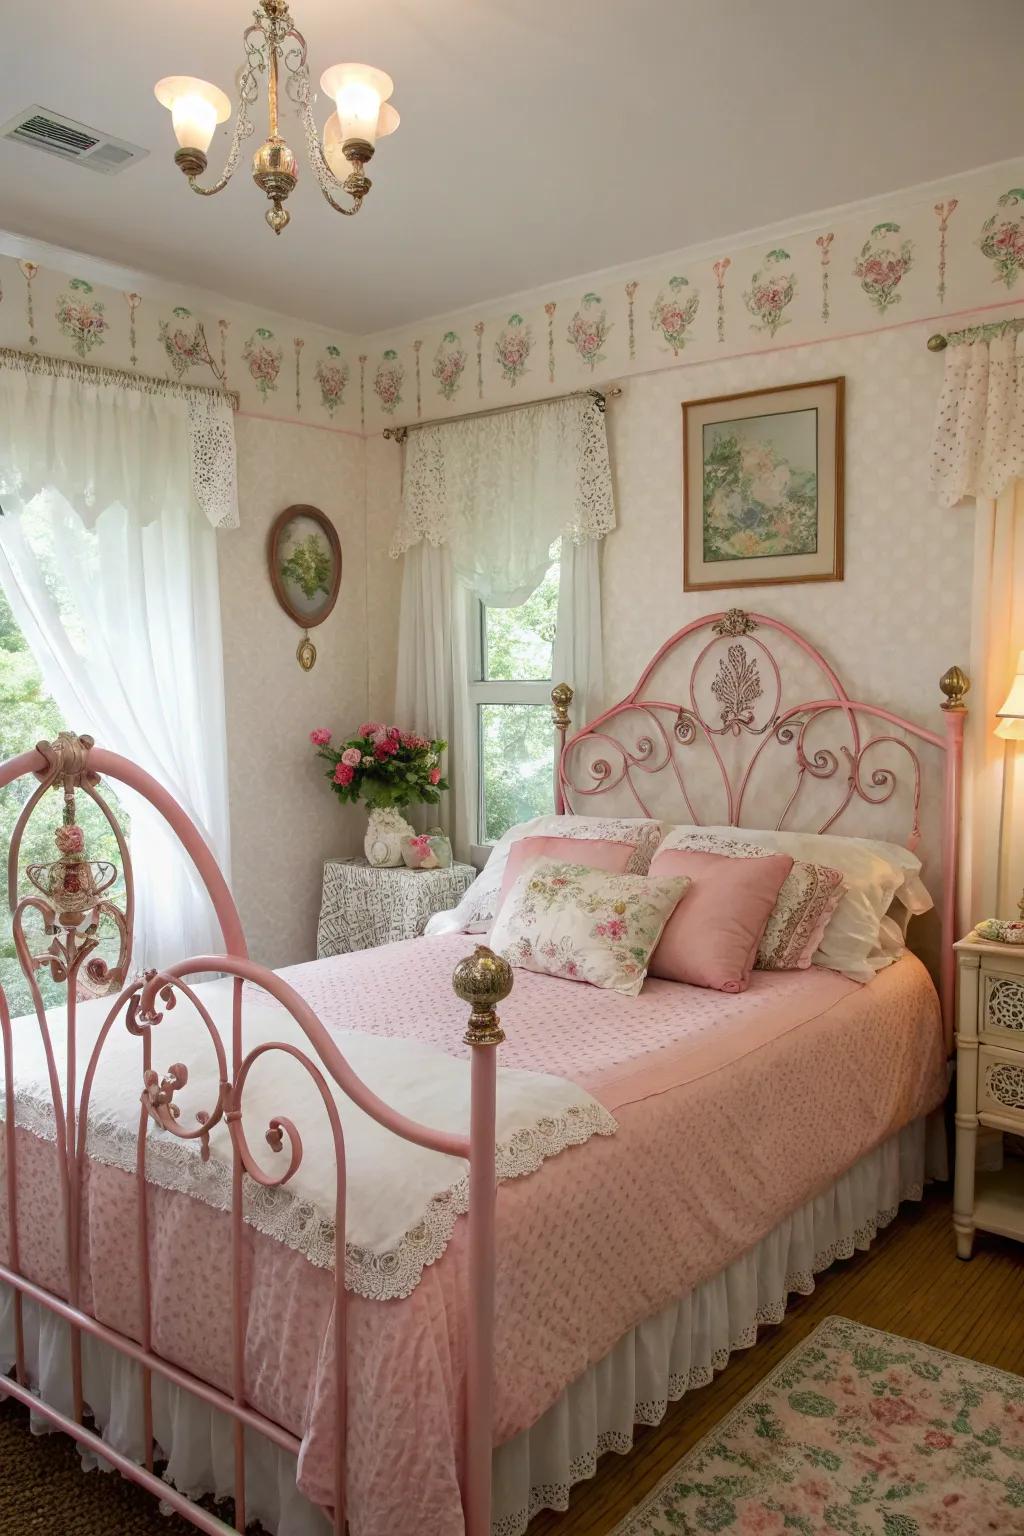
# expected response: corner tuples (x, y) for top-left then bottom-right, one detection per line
(555, 609), (968, 1046)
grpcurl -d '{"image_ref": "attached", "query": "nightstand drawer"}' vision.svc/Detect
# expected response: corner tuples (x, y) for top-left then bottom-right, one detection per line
(978, 1043), (1024, 1126)
(981, 968), (1024, 1045)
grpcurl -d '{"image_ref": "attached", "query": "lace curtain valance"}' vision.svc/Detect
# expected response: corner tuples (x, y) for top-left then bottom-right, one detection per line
(391, 395), (616, 605)
(0, 352), (239, 531)
(931, 329), (1024, 507)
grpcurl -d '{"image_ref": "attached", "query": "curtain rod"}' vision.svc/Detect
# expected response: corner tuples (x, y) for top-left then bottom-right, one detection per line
(0, 345), (240, 410)
(382, 385), (622, 443)
(927, 316), (1024, 352)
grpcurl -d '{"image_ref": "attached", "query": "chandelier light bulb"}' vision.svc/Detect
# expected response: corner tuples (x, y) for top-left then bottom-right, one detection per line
(154, 77), (231, 154)
(323, 103), (399, 177)
(320, 63), (394, 152)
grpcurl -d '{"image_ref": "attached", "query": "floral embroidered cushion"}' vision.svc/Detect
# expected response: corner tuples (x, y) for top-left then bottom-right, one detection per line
(489, 857), (691, 997)
(427, 815), (668, 937)
(647, 847), (794, 992)
(494, 836), (638, 920)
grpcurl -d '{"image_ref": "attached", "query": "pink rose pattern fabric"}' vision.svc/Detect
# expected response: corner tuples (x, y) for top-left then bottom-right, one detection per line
(616, 1316), (1024, 1536)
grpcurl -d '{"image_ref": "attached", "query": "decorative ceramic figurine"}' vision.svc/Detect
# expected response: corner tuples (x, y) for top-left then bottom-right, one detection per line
(364, 807), (416, 868)
(401, 831), (453, 870)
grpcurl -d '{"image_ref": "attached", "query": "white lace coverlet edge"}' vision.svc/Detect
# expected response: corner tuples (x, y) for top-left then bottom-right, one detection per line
(4, 979), (616, 1301)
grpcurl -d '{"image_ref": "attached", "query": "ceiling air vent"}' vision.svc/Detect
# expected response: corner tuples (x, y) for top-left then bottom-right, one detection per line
(1, 106), (147, 174)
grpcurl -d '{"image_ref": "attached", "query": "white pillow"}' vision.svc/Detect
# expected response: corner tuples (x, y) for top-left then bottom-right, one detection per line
(490, 857), (691, 996)
(426, 815), (666, 936)
(654, 825), (932, 984)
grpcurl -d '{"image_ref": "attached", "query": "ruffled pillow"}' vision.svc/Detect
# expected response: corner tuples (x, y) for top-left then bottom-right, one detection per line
(490, 857), (691, 996)
(654, 826), (918, 982)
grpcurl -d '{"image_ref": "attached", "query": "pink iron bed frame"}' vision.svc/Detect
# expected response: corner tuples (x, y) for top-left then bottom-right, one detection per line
(0, 606), (967, 1536)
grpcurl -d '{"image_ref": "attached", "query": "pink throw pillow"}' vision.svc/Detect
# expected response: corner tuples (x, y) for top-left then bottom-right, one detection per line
(495, 836), (636, 920)
(648, 847), (794, 992)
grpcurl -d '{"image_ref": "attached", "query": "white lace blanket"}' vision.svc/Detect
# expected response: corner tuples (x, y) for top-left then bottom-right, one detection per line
(4, 979), (617, 1301)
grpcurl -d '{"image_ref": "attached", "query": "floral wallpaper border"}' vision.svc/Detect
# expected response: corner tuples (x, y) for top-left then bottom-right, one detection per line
(2, 157), (1023, 437)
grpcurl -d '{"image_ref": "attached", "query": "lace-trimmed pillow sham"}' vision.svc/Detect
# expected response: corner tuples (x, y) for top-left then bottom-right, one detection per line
(654, 830), (846, 972)
(489, 857), (691, 997)
(428, 815), (667, 936)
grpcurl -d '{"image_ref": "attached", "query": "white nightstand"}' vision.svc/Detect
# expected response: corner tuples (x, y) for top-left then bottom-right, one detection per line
(954, 932), (1024, 1258)
(316, 857), (476, 958)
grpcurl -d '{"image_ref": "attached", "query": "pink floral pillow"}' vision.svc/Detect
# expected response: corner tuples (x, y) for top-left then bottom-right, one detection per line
(490, 858), (691, 997)
(494, 836), (637, 921)
(648, 847), (794, 992)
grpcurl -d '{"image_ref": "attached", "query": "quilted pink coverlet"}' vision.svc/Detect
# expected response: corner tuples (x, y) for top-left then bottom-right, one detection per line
(0, 938), (946, 1535)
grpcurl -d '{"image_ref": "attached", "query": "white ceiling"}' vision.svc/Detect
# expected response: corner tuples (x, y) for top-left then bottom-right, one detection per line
(2, 0), (1022, 334)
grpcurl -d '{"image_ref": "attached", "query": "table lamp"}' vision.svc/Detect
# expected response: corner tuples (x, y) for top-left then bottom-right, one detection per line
(997, 650), (1024, 922)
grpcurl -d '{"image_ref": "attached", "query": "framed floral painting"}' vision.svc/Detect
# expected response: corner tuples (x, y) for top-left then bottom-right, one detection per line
(268, 504), (342, 669)
(682, 377), (844, 591)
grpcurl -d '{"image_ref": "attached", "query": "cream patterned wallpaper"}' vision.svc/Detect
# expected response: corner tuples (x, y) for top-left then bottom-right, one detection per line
(359, 157), (1024, 434)
(222, 416), (369, 966)
(600, 322), (973, 720)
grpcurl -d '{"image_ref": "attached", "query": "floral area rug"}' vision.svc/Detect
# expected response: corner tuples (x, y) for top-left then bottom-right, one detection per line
(612, 1316), (1024, 1535)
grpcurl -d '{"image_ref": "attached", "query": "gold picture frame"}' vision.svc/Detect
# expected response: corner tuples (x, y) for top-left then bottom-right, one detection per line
(682, 376), (844, 592)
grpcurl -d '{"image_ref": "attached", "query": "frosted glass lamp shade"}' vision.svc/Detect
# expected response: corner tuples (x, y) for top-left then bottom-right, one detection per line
(155, 77), (231, 153)
(323, 103), (400, 175)
(319, 63), (394, 150)
(996, 650), (1024, 740)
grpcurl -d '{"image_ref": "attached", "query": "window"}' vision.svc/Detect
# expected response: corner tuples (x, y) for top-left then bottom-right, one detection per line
(0, 576), (126, 1017)
(470, 549), (560, 844)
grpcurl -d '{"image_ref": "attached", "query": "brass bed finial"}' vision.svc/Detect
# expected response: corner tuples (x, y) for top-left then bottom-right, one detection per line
(453, 945), (513, 1047)
(551, 682), (574, 747)
(939, 665), (970, 711)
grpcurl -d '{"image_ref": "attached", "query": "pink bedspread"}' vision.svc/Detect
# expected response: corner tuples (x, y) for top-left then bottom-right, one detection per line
(0, 938), (946, 1535)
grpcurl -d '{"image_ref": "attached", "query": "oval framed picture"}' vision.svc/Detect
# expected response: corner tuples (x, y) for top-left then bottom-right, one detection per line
(268, 504), (342, 629)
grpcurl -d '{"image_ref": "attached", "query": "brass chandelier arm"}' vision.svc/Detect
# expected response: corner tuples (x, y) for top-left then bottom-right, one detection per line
(182, 30), (263, 195)
(293, 69), (370, 214)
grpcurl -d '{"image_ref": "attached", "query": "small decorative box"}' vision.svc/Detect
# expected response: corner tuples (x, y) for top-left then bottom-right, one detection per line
(401, 832), (453, 870)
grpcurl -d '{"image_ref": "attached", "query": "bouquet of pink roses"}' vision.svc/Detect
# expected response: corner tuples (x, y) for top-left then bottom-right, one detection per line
(309, 722), (448, 810)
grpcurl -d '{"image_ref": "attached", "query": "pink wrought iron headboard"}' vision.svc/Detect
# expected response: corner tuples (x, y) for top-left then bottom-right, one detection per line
(554, 609), (969, 1047)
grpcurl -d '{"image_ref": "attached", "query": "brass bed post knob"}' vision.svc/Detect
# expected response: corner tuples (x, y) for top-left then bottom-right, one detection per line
(940, 665), (970, 711)
(453, 945), (513, 1047)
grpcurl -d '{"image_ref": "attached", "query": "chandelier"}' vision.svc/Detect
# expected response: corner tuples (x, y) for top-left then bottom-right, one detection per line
(154, 0), (399, 235)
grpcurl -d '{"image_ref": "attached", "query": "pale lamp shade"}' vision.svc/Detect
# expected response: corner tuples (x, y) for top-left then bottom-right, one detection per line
(323, 103), (400, 175)
(996, 649), (1024, 740)
(319, 63), (394, 150)
(154, 76), (231, 154)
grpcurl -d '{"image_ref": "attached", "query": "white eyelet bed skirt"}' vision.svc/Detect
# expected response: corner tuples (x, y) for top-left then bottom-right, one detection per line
(0, 1113), (945, 1536)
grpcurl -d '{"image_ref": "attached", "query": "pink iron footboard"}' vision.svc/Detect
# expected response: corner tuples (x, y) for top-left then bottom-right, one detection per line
(0, 733), (508, 1536)
(553, 609), (969, 1048)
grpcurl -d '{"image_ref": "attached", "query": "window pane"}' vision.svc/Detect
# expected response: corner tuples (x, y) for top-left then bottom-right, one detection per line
(0, 581), (128, 1017)
(479, 703), (554, 843)
(483, 558), (559, 681)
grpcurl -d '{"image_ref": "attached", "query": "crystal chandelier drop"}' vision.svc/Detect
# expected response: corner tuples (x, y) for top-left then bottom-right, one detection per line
(154, 0), (399, 235)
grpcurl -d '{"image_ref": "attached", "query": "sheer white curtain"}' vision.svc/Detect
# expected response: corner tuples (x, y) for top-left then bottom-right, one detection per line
(393, 397), (615, 857)
(932, 329), (1024, 925)
(0, 359), (237, 969)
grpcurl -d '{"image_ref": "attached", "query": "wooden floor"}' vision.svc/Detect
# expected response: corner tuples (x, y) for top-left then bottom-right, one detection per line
(0, 1187), (1022, 1533)
(530, 1184), (1024, 1535)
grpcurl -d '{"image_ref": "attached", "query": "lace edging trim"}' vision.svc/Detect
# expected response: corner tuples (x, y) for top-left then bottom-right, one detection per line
(6, 1093), (617, 1302)
(488, 1187), (922, 1536)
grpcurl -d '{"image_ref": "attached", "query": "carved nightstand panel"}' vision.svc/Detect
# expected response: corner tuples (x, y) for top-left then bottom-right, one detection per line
(954, 935), (1024, 1260)
(982, 972), (1024, 1042)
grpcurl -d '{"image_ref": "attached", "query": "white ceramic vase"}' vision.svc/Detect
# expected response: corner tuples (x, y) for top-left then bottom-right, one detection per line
(364, 807), (415, 868)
